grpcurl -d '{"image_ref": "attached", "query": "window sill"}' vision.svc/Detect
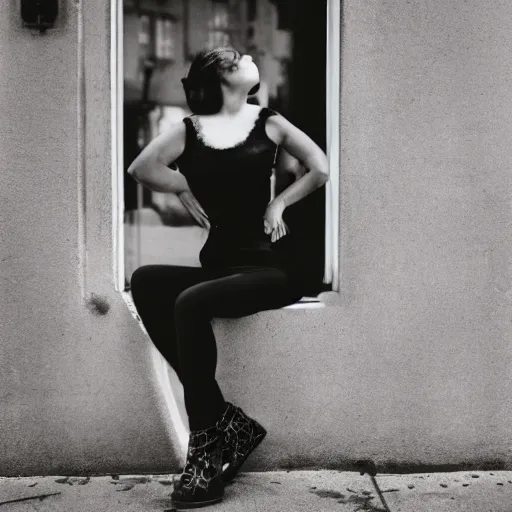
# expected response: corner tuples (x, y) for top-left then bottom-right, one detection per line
(121, 290), (326, 316)
(284, 297), (325, 309)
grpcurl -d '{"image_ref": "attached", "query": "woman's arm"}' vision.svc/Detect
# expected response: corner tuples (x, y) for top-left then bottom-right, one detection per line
(127, 120), (191, 194)
(152, 192), (196, 226)
(273, 147), (307, 195)
(262, 114), (329, 242)
(266, 113), (329, 210)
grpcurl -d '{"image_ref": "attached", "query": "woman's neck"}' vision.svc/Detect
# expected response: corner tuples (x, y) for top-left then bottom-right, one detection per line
(219, 87), (249, 116)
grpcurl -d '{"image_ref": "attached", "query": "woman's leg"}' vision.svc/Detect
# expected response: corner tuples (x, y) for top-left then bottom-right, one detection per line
(174, 266), (302, 431)
(129, 264), (228, 418)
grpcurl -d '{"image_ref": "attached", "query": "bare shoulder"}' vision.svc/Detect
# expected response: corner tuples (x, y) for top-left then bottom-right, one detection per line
(264, 109), (285, 144)
(128, 118), (189, 176)
(149, 118), (188, 164)
(264, 110), (297, 145)
(263, 110), (328, 175)
(158, 117), (187, 144)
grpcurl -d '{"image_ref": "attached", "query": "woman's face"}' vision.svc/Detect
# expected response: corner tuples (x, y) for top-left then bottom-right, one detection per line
(219, 50), (260, 91)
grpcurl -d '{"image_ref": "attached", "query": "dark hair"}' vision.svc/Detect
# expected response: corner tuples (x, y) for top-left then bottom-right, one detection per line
(181, 47), (260, 115)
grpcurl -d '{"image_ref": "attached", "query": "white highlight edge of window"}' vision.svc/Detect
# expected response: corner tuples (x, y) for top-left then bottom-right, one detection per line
(112, 0), (125, 293)
(324, 0), (341, 292)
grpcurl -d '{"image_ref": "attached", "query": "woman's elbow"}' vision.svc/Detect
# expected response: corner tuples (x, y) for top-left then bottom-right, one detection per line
(315, 169), (329, 186)
(311, 152), (329, 185)
(127, 162), (148, 184)
(127, 161), (139, 177)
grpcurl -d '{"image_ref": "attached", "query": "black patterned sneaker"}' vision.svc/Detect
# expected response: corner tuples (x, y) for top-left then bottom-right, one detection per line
(216, 402), (267, 484)
(170, 424), (225, 509)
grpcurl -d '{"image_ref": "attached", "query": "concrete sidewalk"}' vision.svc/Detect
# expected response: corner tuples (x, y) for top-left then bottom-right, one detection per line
(1, 470), (511, 511)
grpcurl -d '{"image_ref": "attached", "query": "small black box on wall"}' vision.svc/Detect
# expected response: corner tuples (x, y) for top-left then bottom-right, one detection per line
(21, 0), (58, 33)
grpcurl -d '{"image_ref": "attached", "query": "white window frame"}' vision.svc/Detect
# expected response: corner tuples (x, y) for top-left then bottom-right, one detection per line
(324, 0), (341, 293)
(111, 0), (341, 305)
(112, 0), (124, 293)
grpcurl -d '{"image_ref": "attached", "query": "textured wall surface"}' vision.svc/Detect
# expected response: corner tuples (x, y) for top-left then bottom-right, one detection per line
(1, 0), (512, 476)
(0, 1), (180, 476)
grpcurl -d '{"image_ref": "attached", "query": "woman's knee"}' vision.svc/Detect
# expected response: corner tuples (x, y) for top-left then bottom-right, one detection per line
(130, 266), (147, 292)
(174, 287), (200, 319)
(130, 265), (162, 298)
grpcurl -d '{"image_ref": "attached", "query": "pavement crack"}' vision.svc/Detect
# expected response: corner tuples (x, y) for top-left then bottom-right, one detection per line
(0, 492), (61, 506)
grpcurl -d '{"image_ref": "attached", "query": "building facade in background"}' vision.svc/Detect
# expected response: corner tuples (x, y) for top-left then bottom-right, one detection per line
(123, 0), (292, 109)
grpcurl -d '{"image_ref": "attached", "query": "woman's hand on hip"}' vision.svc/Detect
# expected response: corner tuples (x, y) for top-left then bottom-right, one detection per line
(263, 199), (289, 243)
(178, 191), (210, 230)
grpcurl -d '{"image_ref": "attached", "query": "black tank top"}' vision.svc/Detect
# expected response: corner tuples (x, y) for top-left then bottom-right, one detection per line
(175, 107), (294, 272)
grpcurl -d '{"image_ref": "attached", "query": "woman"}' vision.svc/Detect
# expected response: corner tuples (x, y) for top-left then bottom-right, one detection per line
(128, 47), (328, 508)
(150, 145), (306, 227)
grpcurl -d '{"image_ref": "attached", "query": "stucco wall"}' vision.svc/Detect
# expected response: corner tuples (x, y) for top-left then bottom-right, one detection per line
(0, 1), (180, 476)
(1, 0), (512, 476)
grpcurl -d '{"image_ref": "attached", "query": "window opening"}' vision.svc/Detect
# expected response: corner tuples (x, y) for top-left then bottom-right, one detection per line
(116, 0), (340, 302)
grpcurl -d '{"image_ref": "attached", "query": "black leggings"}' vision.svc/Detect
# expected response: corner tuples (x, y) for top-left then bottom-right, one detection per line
(130, 264), (303, 431)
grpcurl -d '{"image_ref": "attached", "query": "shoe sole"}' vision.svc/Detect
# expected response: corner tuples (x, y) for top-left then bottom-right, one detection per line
(221, 423), (267, 484)
(171, 495), (224, 509)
